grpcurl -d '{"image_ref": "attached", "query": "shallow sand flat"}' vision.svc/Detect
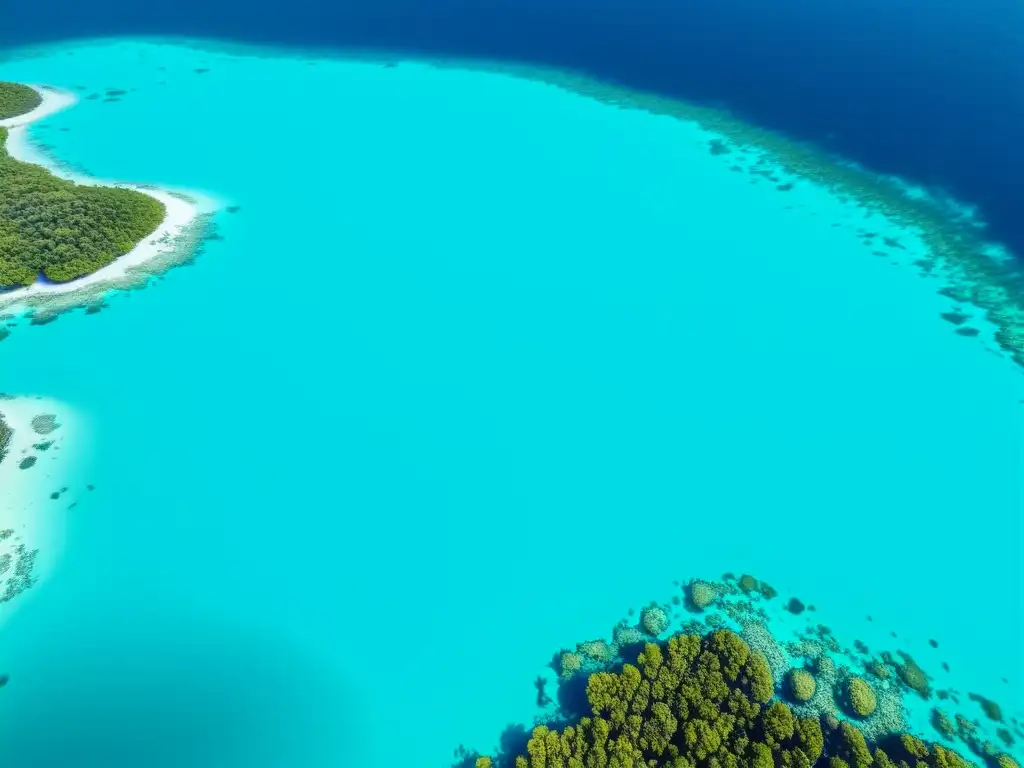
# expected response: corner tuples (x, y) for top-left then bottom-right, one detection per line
(0, 396), (85, 626)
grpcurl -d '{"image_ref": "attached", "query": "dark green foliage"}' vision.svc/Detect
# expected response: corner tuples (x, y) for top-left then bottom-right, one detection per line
(0, 126), (165, 286)
(471, 626), (997, 768)
(485, 630), (826, 768)
(0, 82), (42, 120)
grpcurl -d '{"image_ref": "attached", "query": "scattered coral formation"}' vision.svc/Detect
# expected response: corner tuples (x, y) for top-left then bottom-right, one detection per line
(462, 572), (1021, 768)
(486, 630), (822, 767)
(843, 677), (878, 718)
(895, 655), (931, 699)
(933, 709), (956, 740)
(640, 604), (670, 636)
(689, 581), (718, 611)
(0, 542), (38, 604)
(0, 413), (11, 465)
(867, 661), (890, 681)
(472, 624), (1016, 768)
(738, 574), (759, 593)
(559, 652), (582, 680)
(30, 413), (58, 435)
(788, 668), (817, 703)
(971, 694), (1004, 723)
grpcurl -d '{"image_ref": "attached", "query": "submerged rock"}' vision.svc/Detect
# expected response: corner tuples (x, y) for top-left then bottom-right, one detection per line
(688, 580), (717, 610)
(787, 668), (817, 703)
(843, 676), (878, 718)
(640, 604), (669, 636)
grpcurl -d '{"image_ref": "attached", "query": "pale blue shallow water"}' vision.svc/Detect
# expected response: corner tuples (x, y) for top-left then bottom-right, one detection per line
(0, 38), (1021, 767)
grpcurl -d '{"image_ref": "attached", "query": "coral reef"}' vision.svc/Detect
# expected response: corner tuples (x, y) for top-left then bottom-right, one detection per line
(473, 625), (1001, 768)
(689, 580), (718, 611)
(889, 654), (930, 699)
(788, 668), (818, 703)
(30, 413), (58, 435)
(640, 604), (669, 636)
(843, 677), (878, 719)
(933, 709), (956, 740)
(970, 694), (1004, 723)
(741, 620), (789, 686)
(613, 623), (645, 649)
(461, 572), (1021, 768)
(739, 574), (759, 593)
(559, 652), (582, 680)
(0, 543), (39, 604)
(759, 581), (778, 600)
(578, 640), (614, 665)
(0, 414), (10, 465)
(867, 661), (890, 681)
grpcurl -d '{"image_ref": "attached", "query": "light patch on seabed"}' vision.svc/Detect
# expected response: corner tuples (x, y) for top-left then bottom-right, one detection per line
(0, 396), (88, 627)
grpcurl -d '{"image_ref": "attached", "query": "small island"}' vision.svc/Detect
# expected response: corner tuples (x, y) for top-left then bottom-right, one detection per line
(0, 82), (41, 121)
(0, 81), (167, 287)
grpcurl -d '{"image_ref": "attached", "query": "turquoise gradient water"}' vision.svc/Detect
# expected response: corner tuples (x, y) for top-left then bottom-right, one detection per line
(0, 38), (1021, 767)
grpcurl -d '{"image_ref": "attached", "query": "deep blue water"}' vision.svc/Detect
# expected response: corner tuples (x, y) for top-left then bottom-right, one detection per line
(3, 0), (1024, 260)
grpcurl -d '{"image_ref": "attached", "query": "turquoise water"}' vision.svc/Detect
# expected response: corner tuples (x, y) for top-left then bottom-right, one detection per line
(0, 38), (1021, 767)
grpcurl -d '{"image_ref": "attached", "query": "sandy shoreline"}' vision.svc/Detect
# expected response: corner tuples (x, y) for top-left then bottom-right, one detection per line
(0, 395), (84, 624)
(0, 85), (217, 315)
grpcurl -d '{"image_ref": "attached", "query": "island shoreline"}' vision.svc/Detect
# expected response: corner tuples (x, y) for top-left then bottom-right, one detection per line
(0, 84), (219, 317)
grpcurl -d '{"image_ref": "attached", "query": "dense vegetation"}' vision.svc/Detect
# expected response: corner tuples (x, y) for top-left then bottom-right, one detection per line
(473, 629), (1019, 768)
(0, 126), (165, 286)
(0, 82), (41, 121)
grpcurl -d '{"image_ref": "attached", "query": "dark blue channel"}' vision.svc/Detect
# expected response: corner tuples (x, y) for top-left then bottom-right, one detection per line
(3, 0), (1023, 259)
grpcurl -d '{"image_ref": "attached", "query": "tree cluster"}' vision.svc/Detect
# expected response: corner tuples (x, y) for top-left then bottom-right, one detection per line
(0, 82), (42, 121)
(476, 630), (992, 768)
(0, 127), (165, 286)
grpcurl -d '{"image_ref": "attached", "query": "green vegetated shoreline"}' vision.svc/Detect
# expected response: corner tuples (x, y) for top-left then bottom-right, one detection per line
(464, 573), (1022, 768)
(0, 81), (166, 288)
(0, 81), (41, 121)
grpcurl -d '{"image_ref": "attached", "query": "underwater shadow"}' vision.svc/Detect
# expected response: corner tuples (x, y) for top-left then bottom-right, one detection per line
(0, 598), (361, 768)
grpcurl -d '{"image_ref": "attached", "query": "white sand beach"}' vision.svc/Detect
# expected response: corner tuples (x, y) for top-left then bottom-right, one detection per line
(0, 396), (84, 625)
(0, 85), (217, 314)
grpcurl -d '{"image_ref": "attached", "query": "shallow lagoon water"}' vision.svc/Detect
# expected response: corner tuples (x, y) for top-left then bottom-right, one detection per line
(0, 38), (1021, 767)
